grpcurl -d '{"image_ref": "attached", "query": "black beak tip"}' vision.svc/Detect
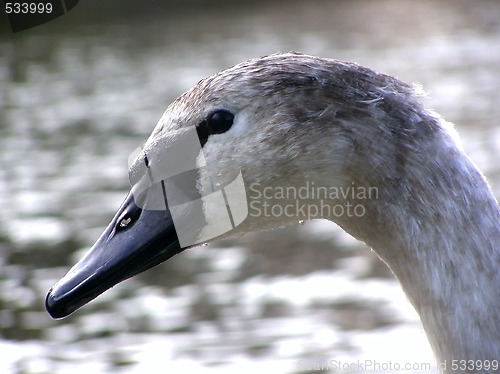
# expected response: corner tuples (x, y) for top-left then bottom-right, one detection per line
(44, 192), (183, 320)
(45, 289), (61, 320)
(45, 289), (71, 320)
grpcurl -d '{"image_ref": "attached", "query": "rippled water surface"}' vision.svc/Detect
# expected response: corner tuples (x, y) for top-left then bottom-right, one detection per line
(1, 1), (500, 373)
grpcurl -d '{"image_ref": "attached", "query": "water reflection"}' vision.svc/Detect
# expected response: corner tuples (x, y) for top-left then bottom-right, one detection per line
(1, 0), (500, 373)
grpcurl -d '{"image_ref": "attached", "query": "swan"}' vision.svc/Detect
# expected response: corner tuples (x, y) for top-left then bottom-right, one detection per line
(45, 53), (500, 372)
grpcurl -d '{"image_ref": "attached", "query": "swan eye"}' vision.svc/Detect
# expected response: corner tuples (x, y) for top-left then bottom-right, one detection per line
(206, 110), (234, 134)
(197, 110), (234, 146)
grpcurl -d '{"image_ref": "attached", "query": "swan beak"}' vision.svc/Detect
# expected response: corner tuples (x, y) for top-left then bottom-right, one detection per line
(45, 191), (182, 319)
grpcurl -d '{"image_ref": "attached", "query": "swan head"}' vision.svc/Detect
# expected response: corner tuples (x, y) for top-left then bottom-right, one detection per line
(46, 53), (455, 319)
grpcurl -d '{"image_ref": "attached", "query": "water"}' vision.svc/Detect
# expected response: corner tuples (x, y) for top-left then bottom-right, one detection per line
(1, 0), (500, 373)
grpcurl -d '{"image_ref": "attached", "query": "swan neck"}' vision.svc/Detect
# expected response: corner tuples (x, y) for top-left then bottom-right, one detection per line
(350, 141), (500, 369)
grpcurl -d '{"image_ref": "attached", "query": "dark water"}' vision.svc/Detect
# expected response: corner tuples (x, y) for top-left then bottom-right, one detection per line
(1, 1), (500, 372)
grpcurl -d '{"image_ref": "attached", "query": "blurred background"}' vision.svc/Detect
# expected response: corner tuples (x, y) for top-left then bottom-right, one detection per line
(1, 0), (500, 373)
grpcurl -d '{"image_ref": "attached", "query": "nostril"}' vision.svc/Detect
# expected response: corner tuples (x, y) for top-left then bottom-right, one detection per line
(119, 216), (132, 228)
(114, 194), (143, 233)
(116, 211), (138, 232)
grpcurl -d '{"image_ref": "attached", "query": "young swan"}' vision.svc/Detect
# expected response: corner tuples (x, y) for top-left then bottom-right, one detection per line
(46, 53), (500, 372)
